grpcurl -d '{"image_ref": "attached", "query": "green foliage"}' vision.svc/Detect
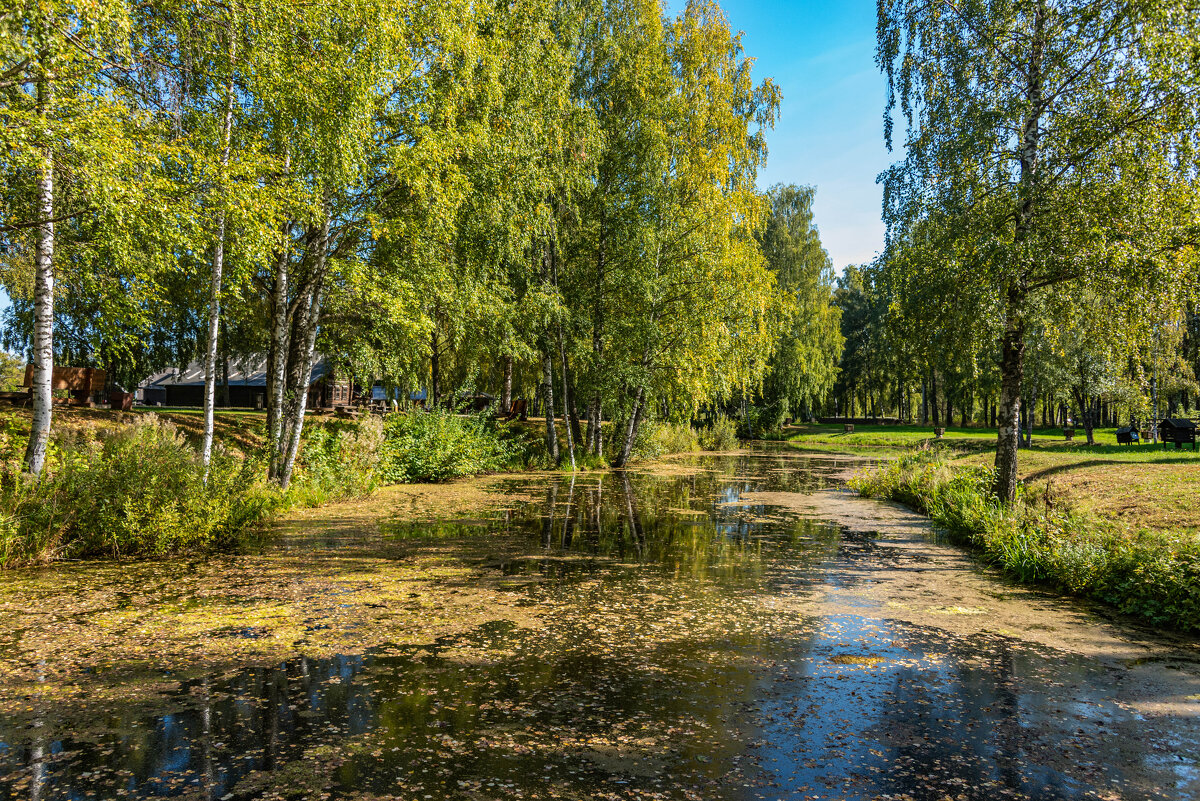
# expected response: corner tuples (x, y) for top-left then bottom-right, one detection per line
(876, 0), (1200, 498)
(852, 454), (1200, 632)
(737, 405), (785, 440)
(379, 410), (510, 483)
(648, 423), (700, 456)
(699, 416), (739, 451)
(757, 184), (843, 417)
(0, 415), (273, 566)
(289, 416), (385, 506)
(0, 353), (24, 391)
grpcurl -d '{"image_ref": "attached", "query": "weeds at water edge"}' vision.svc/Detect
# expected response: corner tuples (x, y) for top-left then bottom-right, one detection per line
(850, 452), (1200, 633)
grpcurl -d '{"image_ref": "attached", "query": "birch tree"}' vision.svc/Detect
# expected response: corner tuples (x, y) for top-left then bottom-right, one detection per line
(609, 0), (784, 466)
(0, 0), (155, 475)
(878, 0), (1200, 501)
(757, 184), (844, 422)
(200, 11), (238, 471)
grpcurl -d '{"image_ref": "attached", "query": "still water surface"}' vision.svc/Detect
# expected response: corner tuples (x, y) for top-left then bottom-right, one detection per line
(2, 449), (1198, 800)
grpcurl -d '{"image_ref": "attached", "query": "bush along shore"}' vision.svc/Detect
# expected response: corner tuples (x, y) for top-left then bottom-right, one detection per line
(0, 410), (743, 567)
(850, 452), (1200, 633)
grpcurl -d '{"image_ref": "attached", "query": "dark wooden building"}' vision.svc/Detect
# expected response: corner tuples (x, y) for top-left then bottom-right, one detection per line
(22, 366), (107, 406)
(139, 357), (355, 409)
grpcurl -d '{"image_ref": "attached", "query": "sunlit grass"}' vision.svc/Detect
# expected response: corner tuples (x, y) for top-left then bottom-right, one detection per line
(788, 423), (1200, 531)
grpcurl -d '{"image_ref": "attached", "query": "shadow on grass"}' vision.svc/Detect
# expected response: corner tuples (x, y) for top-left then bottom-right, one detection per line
(1023, 456), (1200, 483)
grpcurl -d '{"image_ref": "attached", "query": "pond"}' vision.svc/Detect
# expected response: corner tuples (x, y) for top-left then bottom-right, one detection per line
(1, 448), (1198, 800)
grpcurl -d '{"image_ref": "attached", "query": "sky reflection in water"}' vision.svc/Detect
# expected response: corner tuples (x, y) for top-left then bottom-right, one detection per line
(1, 449), (1196, 800)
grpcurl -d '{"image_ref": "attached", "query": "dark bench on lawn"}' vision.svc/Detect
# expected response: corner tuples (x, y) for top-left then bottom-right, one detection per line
(1159, 418), (1198, 451)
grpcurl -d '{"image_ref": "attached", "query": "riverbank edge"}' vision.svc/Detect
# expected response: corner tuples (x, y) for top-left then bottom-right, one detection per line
(0, 415), (738, 569)
(848, 454), (1200, 634)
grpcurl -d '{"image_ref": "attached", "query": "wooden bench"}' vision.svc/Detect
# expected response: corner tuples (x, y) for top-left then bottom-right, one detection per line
(499, 399), (527, 422)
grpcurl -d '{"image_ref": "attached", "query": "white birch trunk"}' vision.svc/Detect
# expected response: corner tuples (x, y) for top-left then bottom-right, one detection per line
(279, 210), (330, 489)
(201, 34), (237, 472)
(24, 53), (55, 477)
(266, 217), (292, 481)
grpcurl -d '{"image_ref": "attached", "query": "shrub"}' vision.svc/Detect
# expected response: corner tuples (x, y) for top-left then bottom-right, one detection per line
(610, 420), (676, 463)
(850, 453), (1200, 633)
(0, 414), (274, 566)
(649, 422), (699, 455)
(380, 409), (510, 482)
(737, 404), (785, 439)
(289, 416), (385, 506)
(700, 416), (740, 451)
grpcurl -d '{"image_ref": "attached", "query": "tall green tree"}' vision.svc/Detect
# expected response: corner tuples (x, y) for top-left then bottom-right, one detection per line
(0, 0), (192, 474)
(757, 184), (843, 421)
(878, 0), (1200, 501)
(607, 0), (783, 465)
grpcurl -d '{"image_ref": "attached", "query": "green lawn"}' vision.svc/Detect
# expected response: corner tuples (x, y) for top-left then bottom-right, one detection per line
(782, 423), (1200, 532)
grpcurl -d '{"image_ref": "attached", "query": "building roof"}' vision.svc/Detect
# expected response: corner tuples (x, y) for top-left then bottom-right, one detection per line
(140, 357), (331, 389)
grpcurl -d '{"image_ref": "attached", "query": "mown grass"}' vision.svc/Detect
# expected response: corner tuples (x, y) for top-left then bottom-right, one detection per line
(850, 452), (1200, 633)
(785, 423), (1200, 532)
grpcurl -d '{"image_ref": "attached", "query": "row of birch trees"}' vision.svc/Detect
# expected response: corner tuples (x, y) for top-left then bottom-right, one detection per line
(0, 0), (846, 480)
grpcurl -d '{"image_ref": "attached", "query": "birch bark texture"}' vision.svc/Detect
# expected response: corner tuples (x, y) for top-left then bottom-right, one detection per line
(201, 30), (238, 472)
(24, 41), (55, 476)
(279, 209), (331, 489)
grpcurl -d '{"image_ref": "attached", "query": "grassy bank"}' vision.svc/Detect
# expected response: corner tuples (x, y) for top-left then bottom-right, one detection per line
(0, 407), (547, 566)
(0, 408), (739, 566)
(783, 422), (1200, 532)
(850, 452), (1200, 633)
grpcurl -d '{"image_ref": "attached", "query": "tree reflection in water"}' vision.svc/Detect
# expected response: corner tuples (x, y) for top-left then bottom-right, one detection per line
(1, 450), (1197, 800)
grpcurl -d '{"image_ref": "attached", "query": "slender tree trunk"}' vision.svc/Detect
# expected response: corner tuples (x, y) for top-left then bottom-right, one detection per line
(586, 397), (600, 455)
(24, 50), (54, 476)
(1072, 387), (1095, 446)
(279, 209), (330, 489)
(1087, 399), (1097, 445)
(430, 329), (440, 409)
(931, 372), (940, 426)
(542, 348), (559, 464)
(559, 336), (576, 470)
(266, 215), (292, 481)
(995, 291), (1028, 499)
(920, 374), (928, 425)
(566, 370), (583, 446)
(501, 356), (513, 412)
(613, 385), (645, 469)
(549, 235), (577, 469)
(1022, 377), (1037, 447)
(589, 216), (606, 457)
(993, 2), (1043, 503)
(202, 38), (237, 471)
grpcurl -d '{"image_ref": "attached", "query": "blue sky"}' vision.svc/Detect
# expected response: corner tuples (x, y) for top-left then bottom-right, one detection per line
(669, 0), (891, 270)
